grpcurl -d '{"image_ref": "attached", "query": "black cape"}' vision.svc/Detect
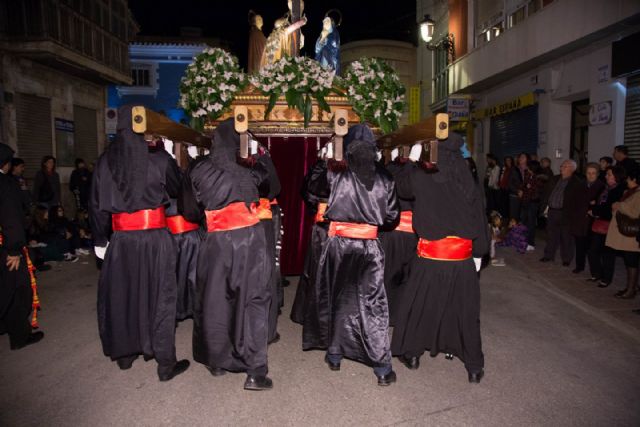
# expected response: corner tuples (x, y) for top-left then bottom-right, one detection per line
(302, 163), (399, 367)
(391, 135), (489, 374)
(180, 121), (271, 374)
(90, 147), (180, 372)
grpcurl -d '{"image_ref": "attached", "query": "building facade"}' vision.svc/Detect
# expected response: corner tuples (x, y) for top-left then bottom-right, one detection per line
(416, 0), (640, 170)
(0, 0), (136, 212)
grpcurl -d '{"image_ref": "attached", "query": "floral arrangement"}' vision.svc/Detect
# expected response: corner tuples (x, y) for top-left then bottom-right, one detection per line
(250, 56), (336, 127)
(341, 58), (406, 134)
(179, 48), (247, 122)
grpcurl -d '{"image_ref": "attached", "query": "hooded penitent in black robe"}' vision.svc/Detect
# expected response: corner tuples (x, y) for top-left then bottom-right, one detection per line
(391, 133), (489, 376)
(302, 125), (399, 369)
(379, 158), (417, 326)
(90, 106), (181, 376)
(180, 119), (271, 375)
(254, 153), (282, 343)
(0, 143), (33, 348)
(290, 158), (329, 324)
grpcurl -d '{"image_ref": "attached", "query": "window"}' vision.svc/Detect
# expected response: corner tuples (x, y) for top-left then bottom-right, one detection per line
(508, 6), (526, 28)
(117, 62), (159, 97)
(131, 65), (151, 87)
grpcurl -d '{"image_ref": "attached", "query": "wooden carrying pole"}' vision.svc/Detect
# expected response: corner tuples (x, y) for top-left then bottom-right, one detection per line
(130, 106), (212, 148)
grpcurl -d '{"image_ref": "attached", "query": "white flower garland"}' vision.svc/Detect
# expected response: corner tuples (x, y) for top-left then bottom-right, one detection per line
(179, 48), (246, 120)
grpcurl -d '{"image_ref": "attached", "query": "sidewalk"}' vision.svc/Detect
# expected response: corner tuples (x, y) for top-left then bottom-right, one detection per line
(495, 241), (640, 340)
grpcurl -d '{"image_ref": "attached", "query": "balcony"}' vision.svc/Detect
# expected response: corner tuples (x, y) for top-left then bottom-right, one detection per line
(447, 0), (640, 95)
(0, 0), (137, 85)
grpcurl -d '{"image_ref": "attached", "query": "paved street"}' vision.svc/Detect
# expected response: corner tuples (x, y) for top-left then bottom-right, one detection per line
(1, 248), (640, 426)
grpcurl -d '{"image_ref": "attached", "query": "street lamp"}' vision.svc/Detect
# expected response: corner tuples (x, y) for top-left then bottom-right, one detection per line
(419, 15), (435, 44)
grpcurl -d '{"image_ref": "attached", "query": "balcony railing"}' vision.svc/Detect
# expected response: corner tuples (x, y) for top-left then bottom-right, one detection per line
(0, 0), (135, 79)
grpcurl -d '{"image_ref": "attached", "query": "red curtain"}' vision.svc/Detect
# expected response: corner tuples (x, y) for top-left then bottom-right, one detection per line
(258, 136), (322, 275)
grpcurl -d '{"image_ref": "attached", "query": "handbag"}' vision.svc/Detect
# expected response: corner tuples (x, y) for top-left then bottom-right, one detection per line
(591, 219), (610, 235)
(616, 211), (640, 237)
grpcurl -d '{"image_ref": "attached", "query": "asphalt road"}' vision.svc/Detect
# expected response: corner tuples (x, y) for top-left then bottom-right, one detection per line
(1, 256), (639, 426)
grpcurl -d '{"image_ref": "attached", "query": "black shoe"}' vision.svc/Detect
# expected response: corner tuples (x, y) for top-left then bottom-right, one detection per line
(615, 289), (628, 297)
(268, 333), (280, 345)
(244, 375), (273, 391)
(597, 281), (611, 288)
(445, 353), (454, 360)
(207, 366), (226, 377)
(539, 257), (552, 263)
(324, 355), (341, 371)
(10, 331), (44, 350)
(116, 355), (138, 370)
(468, 369), (484, 384)
(572, 268), (583, 274)
(632, 309), (640, 315)
(158, 359), (190, 382)
(399, 355), (420, 370)
(377, 370), (397, 386)
(562, 262), (570, 267)
(281, 278), (290, 288)
(587, 277), (599, 282)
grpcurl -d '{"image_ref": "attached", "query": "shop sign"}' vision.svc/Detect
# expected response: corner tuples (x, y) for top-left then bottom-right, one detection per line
(472, 92), (536, 120)
(54, 118), (74, 132)
(589, 101), (612, 126)
(447, 97), (470, 121)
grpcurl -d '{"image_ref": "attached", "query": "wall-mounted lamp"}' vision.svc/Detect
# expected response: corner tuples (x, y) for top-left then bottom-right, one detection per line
(419, 14), (455, 60)
(419, 14), (435, 44)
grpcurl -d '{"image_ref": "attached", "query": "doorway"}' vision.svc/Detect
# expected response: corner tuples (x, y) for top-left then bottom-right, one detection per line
(570, 99), (589, 172)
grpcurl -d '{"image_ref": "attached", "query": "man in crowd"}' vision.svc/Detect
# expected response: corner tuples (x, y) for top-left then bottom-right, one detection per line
(90, 105), (189, 381)
(614, 145), (638, 177)
(599, 156), (613, 182)
(391, 132), (488, 384)
(0, 143), (44, 350)
(303, 124), (400, 386)
(484, 153), (500, 214)
(69, 158), (92, 211)
(540, 159), (584, 266)
(180, 119), (273, 391)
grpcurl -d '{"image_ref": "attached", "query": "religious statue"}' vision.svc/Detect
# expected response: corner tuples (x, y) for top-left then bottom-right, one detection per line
(247, 10), (266, 74)
(287, 0), (305, 55)
(315, 11), (341, 75)
(260, 15), (307, 69)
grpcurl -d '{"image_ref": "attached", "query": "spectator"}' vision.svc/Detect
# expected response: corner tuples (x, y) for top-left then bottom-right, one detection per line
(484, 154), (500, 214)
(571, 163), (605, 274)
(72, 209), (93, 249)
(519, 160), (541, 251)
(69, 158), (91, 211)
(49, 205), (89, 256)
(32, 155), (61, 208)
(588, 166), (626, 286)
(613, 145), (638, 177)
(599, 156), (613, 182)
(28, 206), (78, 263)
(539, 157), (554, 184)
(9, 157), (32, 216)
(498, 156), (514, 218)
(606, 167), (640, 299)
(540, 160), (583, 266)
(508, 153), (530, 221)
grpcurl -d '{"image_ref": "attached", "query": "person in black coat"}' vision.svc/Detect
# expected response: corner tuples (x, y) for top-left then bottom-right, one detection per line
(613, 145), (638, 177)
(69, 158), (92, 211)
(571, 163), (605, 274)
(540, 160), (584, 265)
(0, 143), (44, 350)
(32, 155), (61, 208)
(508, 153), (529, 221)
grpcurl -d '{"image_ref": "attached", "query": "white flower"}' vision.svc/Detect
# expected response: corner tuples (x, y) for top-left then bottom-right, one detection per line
(212, 103), (223, 112)
(354, 94), (363, 101)
(229, 84), (237, 92)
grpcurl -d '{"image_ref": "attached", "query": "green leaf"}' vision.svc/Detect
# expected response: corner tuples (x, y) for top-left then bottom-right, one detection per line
(285, 89), (299, 109)
(265, 92), (279, 120)
(316, 95), (331, 113)
(303, 94), (312, 128)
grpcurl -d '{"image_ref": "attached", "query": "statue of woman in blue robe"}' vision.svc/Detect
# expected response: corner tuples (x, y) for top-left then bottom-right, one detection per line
(315, 17), (340, 75)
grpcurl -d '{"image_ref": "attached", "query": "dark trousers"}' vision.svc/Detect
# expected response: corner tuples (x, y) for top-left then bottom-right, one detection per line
(498, 189), (510, 218)
(520, 201), (539, 246)
(509, 195), (521, 221)
(544, 209), (574, 263)
(0, 253), (33, 349)
(486, 189), (500, 215)
(588, 232), (615, 282)
(574, 234), (591, 271)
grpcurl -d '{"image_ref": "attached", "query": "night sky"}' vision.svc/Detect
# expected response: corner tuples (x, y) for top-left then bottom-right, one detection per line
(128, 0), (417, 68)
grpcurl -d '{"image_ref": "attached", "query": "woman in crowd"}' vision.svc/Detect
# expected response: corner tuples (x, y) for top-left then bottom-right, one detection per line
(508, 153), (529, 221)
(32, 155), (61, 208)
(605, 167), (640, 299)
(498, 156), (514, 218)
(519, 159), (542, 251)
(587, 166), (626, 286)
(571, 163), (605, 274)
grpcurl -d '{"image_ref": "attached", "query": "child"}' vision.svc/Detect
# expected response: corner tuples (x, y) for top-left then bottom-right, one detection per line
(499, 218), (529, 254)
(489, 211), (506, 266)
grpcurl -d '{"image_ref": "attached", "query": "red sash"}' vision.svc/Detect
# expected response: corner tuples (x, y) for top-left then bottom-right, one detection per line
(112, 207), (166, 232)
(395, 211), (414, 233)
(328, 221), (378, 239)
(166, 215), (199, 234)
(256, 198), (273, 220)
(205, 202), (259, 232)
(417, 237), (472, 261)
(315, 202), (328, 223)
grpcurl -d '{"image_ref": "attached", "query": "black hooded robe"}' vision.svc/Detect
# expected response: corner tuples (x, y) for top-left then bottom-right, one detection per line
(391, 134), (489, 375)
(379, 159), (417, 326)
(291, 158), (330, 324)
(0, 144), (33, 348)
(302, 126), (399, 369)
(90, 109), (181, 375)
(180, 120), (271, 375)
